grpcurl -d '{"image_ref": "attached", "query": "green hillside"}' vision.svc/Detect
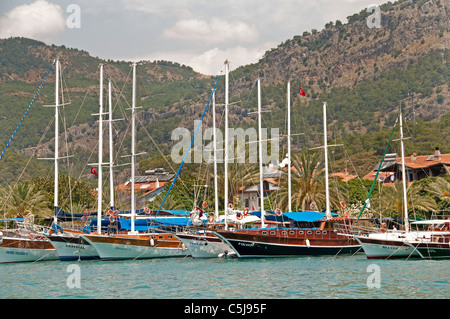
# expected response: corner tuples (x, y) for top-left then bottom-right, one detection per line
(0, 0), (448, 189)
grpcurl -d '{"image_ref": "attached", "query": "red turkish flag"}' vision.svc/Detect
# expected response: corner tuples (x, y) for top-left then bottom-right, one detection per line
(90, 167), (98, 177)
(299, 87), (306, 96)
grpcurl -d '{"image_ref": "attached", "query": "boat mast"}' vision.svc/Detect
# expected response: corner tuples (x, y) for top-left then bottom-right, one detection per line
(212, 89), (219, 221)
(323, 102), (331, 219)
(287, 81), (292, 212)
(257, 78), (265, 228)
(53, 58), (60, 226)
(108, 78), (115, 209)
(224, 60), (229, 229)
(96, 64), (104, 234)
(130, 62), (137, 234)
(399, 109), (409, 232)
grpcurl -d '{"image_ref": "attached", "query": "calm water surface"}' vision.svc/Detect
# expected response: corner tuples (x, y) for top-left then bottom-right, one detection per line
(1, 254), (448, 299)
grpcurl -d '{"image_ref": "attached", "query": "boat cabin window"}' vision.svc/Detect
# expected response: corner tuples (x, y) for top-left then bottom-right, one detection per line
(299, 231), (304, 235)
(289, 231), (295, 235)
(282, 231), (287, 235)
(307, 231), (312, 235)
(316, 231), (321, 235)
(262, 231), (267, 235)
(270, 231), (276, 235)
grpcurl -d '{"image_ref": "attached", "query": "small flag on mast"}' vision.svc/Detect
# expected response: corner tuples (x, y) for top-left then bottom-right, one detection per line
(299, 87), (306, 96)
(90, 167), (98, 177)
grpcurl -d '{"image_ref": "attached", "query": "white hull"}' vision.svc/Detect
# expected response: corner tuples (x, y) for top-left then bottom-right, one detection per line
(81, 234), (189, 260)
(176, 232), (235, 258)
(355, 232), (421, 259)
(0, 237), (59, 263)
(48, 235), (99, 261)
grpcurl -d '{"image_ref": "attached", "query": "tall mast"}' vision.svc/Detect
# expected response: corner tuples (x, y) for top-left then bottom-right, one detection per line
(323, 102), (331, 219)
(287, 81), (292, 212)
(224, 60), (229, 229)
(108, 78), (114, 209)
(130, 62), (137, 234)
(257, 78), (265, 228)
(212, 89), (219, 221)
(399, 109), (409, 232)
(53, 58), (60, 225)
(96, 64), (104, 234)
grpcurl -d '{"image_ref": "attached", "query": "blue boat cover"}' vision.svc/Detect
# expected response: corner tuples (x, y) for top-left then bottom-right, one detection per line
(283, 211), (337, 222)
(119, 217), (191, 231)
(115, 209), (191, 216)
(249, 210), (337, 222)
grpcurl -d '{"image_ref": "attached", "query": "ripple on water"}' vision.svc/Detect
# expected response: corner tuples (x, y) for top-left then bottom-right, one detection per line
(1, 255), (448, 299)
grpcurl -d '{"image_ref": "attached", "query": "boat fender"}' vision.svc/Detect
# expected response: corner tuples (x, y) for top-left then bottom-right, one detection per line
(182, 243), (186, 251)
(150, 237), (155, 246)
(52, 223), (63, 234)
(305, 239), (310, 248)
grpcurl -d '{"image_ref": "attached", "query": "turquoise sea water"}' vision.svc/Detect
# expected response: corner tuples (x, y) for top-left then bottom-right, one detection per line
(1, 254), (448, 300)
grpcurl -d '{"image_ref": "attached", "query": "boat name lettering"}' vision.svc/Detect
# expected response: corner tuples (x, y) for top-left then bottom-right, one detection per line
(6, 250), (28, 255)
(189, 242), (206, 246)
(65, 244), (86, 250)
(238, 242), (254, 247)
(114, 246), (131, 250)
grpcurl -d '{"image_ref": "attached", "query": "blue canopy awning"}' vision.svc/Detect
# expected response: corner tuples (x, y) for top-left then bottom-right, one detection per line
(249, 210), (337, 223)
(119, 217), (192, 231)
(283, 211), (337, 222)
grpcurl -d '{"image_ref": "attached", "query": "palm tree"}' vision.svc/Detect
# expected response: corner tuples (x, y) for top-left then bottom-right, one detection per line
(425, 177), (450, 204)
(212, 162), (261, 210)
(2, 182), (52, 218)
(276, 152), (343, 212)
(371, 181), (438, 220)
(424, 177), (450, 214)
(148, 192), (186, 211)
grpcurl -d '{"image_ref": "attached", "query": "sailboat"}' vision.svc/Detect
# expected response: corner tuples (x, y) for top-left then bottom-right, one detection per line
(176, 61), (236, 258)
(214, 82), (360, 257)
(81, 62), (189, 260)
(174, 61), (258, 258)
(47, 64), (113, 261)
(353, 109), (450, 259)
(0, 60), (64, 263)
(407, 220), (450, 259)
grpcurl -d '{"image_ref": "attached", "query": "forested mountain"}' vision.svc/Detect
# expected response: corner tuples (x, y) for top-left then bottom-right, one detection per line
(0, 0), (448, 188)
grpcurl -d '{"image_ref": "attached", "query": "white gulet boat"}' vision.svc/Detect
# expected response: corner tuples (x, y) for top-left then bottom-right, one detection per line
(46, 62), (113, 261)
(81, 63), (188, 260)
(0, 216), (58, 263)
(0, 60), (63, 263)
(174, 61), (259, 258)
(353, 109), (447, 259)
